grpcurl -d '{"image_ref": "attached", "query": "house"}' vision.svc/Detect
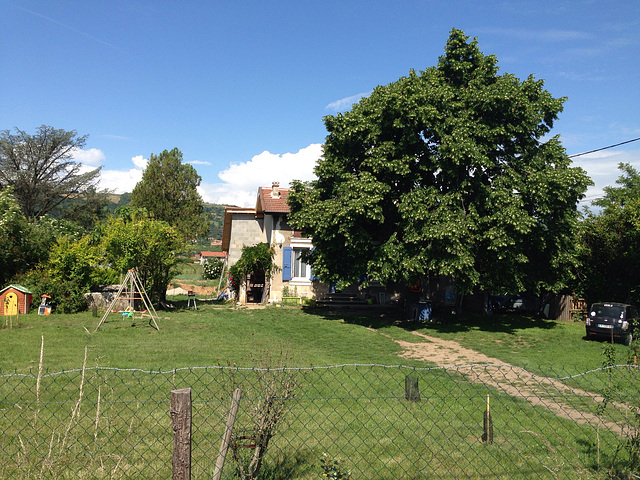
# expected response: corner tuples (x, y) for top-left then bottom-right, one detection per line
(0, 284), (33, 316)
(221, 182), (326, 303)
(199, 251), (227, 265)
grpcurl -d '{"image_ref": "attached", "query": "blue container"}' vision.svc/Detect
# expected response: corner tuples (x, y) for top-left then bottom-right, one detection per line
(412, 301), (432, 322)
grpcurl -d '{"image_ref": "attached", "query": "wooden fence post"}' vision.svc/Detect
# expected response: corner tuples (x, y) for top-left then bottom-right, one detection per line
(482, 394), (493, 444)
(213, 388), (242, 480)
(405, 375), (420, 402)
(171, 388), (192, 480)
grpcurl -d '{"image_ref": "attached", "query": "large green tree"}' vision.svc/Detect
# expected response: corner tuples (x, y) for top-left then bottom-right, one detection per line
(578, 163), (640, 304)
(0, 125), (101, 220)
(100, 209), (184, 305)
(289, 29), (591, 295)
(130, 148), (208, 240)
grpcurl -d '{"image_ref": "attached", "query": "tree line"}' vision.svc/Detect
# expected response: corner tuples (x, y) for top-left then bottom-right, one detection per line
(0, 133), (209, 311)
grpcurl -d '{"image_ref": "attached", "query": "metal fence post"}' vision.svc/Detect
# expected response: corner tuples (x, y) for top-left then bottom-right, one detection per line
(171, 388), (192, 480)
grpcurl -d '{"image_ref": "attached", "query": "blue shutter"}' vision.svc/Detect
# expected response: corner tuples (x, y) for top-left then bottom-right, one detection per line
(282, 246), (292, 281)
(309, 247), (316, 281)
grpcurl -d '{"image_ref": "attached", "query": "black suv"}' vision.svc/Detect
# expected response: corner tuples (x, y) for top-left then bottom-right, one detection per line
(585, 302), (638, 345)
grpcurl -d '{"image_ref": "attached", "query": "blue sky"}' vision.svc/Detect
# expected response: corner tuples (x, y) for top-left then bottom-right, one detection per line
(1, 0), (639, 207)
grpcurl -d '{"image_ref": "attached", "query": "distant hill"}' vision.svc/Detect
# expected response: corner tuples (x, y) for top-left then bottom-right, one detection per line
(203, 203), (228, 239)
(107, 193), (233, 240)
(106, 192), (131, 212)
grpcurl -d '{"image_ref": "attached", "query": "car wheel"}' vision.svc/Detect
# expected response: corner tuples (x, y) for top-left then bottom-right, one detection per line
(624, 332), (633, 346)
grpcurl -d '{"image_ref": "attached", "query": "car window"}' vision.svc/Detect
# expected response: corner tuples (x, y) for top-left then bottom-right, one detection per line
(628, 306), (639, 319)
(591, 304), (624, 319)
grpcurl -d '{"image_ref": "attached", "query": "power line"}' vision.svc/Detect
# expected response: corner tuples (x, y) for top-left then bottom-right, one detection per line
(568, 137), (640, 158)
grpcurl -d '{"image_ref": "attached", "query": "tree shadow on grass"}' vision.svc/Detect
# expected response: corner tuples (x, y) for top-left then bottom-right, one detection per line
(302, 306), (560, 335)
(301, 306), (399, 331)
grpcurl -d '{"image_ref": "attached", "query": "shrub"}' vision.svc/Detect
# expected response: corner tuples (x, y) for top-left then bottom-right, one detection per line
(228, 243), (278, 298)
(202, 257), (223, 280)
(320, 453), (351, 479)
(20, 235), (117, 314)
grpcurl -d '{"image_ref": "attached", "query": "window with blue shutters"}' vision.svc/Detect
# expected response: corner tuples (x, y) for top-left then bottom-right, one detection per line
(285, 242), (313, 283)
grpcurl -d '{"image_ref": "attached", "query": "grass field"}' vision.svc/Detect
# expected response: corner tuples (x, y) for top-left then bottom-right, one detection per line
(0, 299), (631, 372)
(0, 301), (637, 478)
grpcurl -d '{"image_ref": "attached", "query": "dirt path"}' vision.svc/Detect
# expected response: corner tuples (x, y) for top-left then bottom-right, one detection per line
(384, 330), (633, 436)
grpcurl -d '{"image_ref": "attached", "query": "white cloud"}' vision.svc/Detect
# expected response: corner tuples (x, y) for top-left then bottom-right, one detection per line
(573, 149), (640, 206)
(71, 147), (105, 166)
(131, 155), (148, 169)
(198, 143), (322, 207)
(98, 155), (148, 193)
(187, 160), (212, 166)
(325, 92), (371, 112)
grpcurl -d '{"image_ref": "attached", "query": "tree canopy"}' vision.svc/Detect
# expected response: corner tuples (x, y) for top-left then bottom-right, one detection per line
(578, 163), (640, 304)
(288, 29), (591, 295)
(0, 187), (83, 285)
(100, 209), (184, 304)
(593, 163), (640, 211)
(0, 125), (101, 220)
(130, 148), (208, 240)
(0, 187), (30, 285)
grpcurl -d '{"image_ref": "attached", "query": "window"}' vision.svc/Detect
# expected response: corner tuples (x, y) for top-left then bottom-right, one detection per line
(591, 304), (624, 319)
(293, 248), (309, 279)
(282, 241), (313, 284)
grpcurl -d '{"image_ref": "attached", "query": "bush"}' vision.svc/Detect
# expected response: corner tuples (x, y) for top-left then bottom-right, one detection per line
(320, 453), (351, 479)
(19, 235), (117, 314)
(202, 258), (223, 280)
(228, 243), (278, 297)
(20, 268), (88, 314)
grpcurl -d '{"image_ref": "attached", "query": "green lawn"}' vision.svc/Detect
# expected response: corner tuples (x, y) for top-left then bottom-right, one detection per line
(2, 297), (633, 373)
(0, 303), (637, 478)
(0, 303), (410, 372)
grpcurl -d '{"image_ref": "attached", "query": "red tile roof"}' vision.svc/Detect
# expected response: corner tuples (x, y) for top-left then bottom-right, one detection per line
(256, 186), (290, 215)
(200, 251), (226, 258)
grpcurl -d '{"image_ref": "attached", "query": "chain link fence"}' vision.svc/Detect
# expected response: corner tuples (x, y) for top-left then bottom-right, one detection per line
(0, 363), (638, 479)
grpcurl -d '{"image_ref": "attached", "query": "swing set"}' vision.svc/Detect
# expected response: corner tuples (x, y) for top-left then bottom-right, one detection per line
(95, 269), (160, 331)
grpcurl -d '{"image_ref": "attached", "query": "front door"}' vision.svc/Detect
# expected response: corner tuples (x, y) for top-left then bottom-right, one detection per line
(246, 272), (265, 303)
(4, 293), (18, 315)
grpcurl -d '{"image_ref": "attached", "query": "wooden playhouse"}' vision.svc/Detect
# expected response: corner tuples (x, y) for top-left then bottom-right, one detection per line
(0, 285), (33, 316)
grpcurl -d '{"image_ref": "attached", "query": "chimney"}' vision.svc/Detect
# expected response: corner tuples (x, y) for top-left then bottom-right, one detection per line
(271, 181), (280, 198)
